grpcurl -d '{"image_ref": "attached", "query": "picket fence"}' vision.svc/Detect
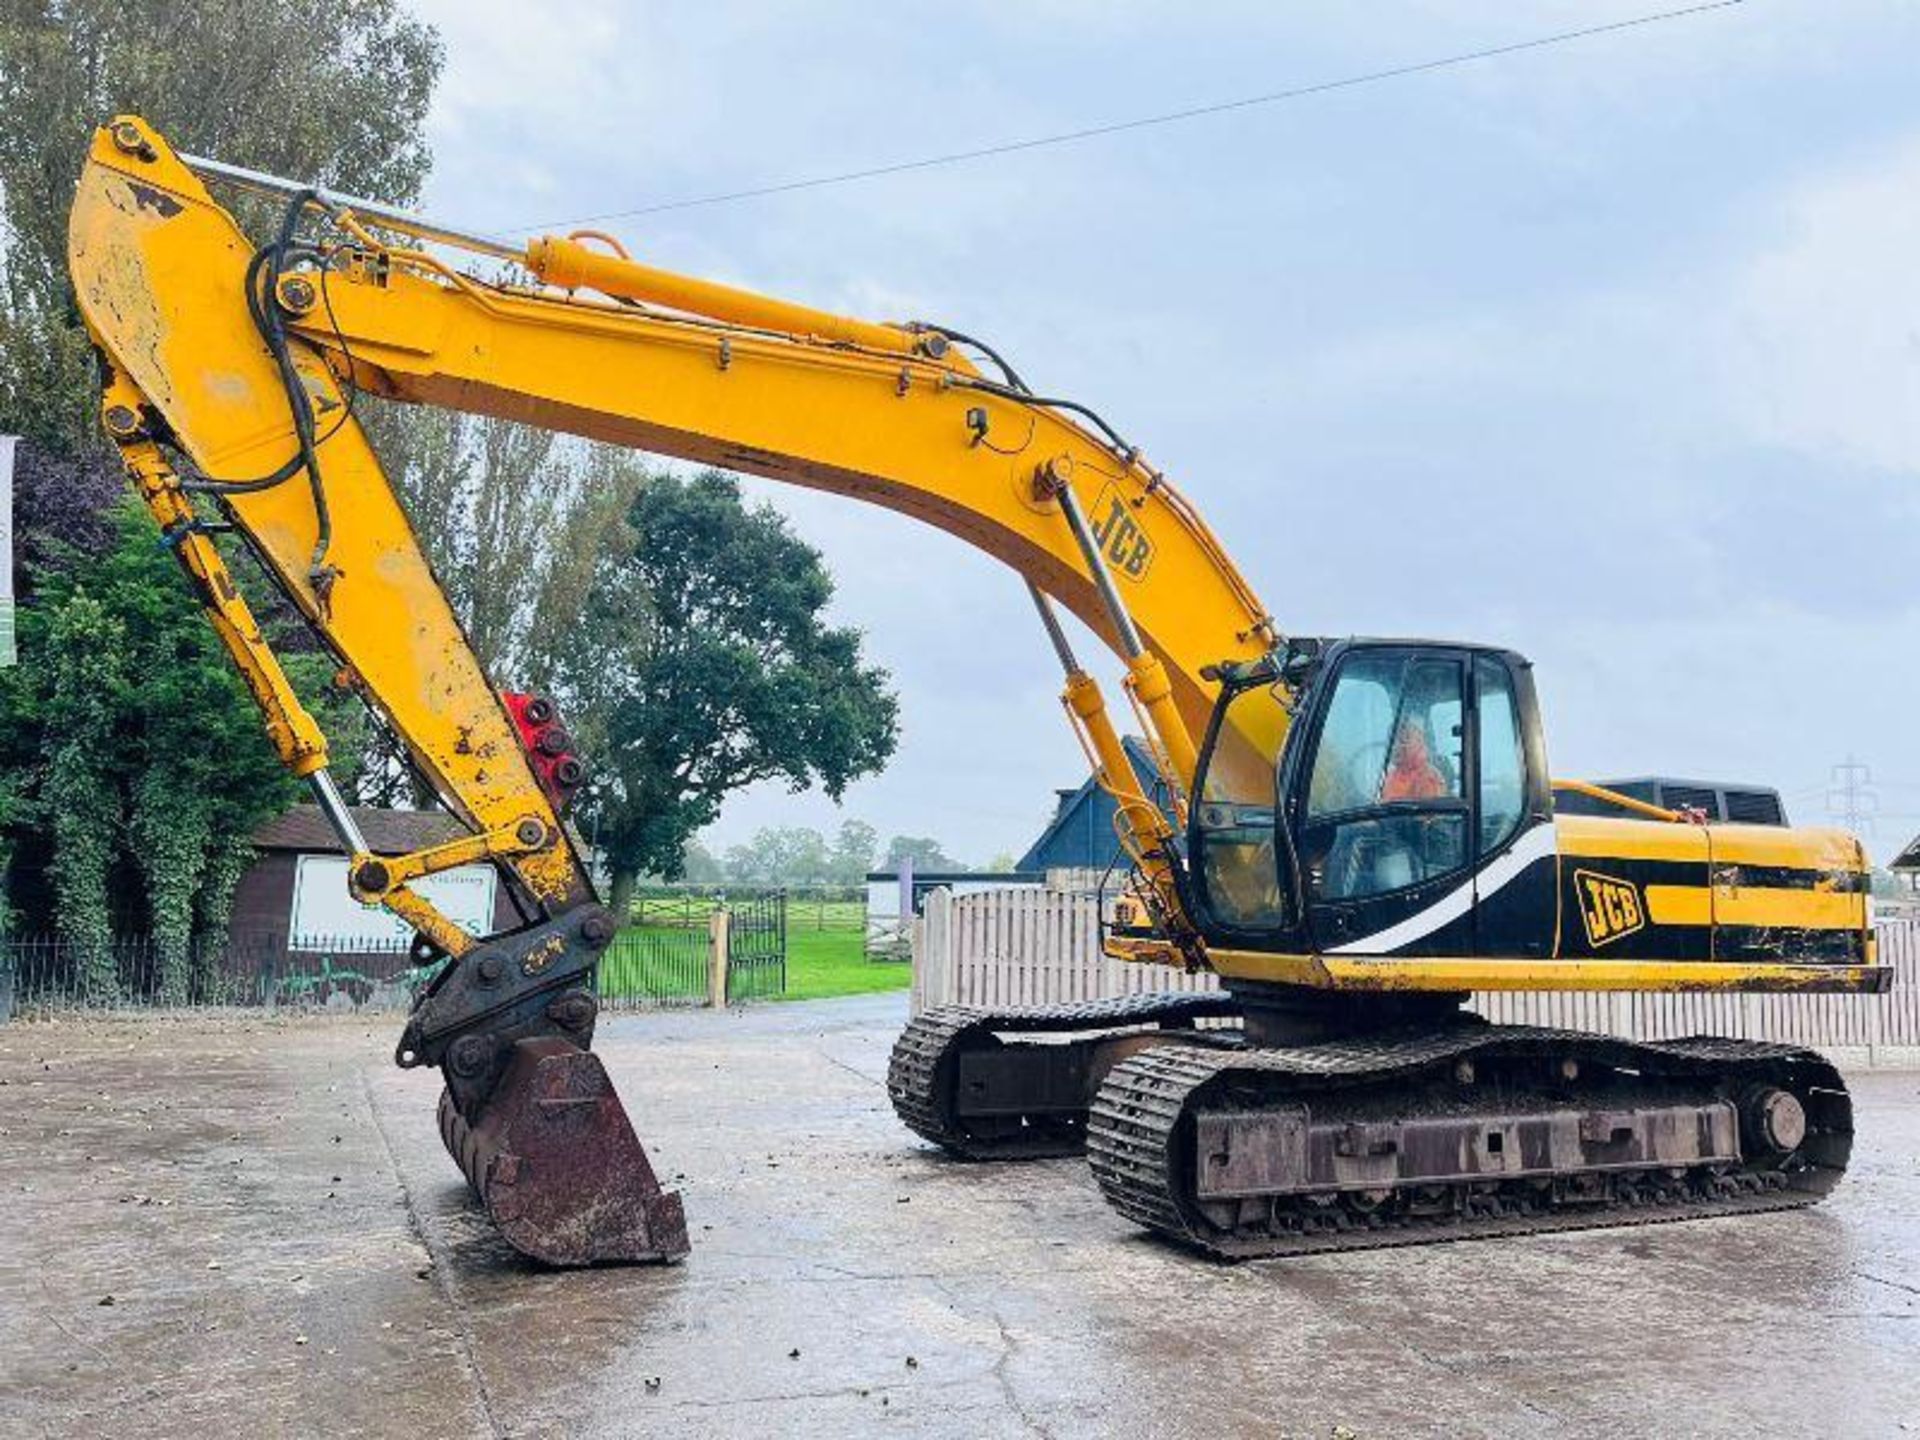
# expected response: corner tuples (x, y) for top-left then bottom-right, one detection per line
(910, 886), (1920, 1068)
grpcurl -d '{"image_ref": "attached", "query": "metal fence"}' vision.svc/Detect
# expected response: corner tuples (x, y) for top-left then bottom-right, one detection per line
(0, 932), (425, 1017)
(595, 925), (712, 1009)
(612, 887), (787, 1004)
(911, 886), (1920, 1067)
(721, 889), (788, 1002)
(1, 888), (790, 1017)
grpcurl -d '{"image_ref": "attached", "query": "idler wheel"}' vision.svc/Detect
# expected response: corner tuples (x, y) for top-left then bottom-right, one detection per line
(1741, 1086), (1807, 1156)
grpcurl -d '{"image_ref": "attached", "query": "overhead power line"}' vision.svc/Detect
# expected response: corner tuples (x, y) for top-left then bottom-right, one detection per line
(512, 1), (1747, 232)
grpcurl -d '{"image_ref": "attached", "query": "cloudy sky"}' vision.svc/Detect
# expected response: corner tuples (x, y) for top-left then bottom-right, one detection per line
(406, 0), (1920, 863)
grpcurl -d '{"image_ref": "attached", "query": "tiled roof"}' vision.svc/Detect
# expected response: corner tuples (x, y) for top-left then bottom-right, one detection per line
(251, 805), (468, 856)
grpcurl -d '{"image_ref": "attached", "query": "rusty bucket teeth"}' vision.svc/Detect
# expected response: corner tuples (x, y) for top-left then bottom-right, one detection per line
(437, 1036), (689, 1266)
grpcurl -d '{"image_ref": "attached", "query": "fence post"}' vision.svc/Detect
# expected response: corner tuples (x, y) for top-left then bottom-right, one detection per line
(912, 887), (951, 1015)
(708, 908), (730, 1009)
(1866, 955), (1884, 1069)
(909, 913), (926, 1016)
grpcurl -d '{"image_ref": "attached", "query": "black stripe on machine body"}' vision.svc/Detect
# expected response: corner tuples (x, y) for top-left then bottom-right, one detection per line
(1711, 863), (1866, 894)
(1557, 916), (1712, 961)
(1386, 908), (1476, 958)
(1712, 926), (1867, 964)
(1558, 855), (1707, 889)
(1475, 853), (1558, 957)
(1310, 888), (1478, 957)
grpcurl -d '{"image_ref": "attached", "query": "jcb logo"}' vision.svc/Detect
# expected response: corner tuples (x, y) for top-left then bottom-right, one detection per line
(1087, 482), (1154, 581)
(1575, 869), (1645, 948)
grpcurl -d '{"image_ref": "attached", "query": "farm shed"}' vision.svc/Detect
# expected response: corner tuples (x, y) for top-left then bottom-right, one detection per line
(1017, 735), (1176, 873)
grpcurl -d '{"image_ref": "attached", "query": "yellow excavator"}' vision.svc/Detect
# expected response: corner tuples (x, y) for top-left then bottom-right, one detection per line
(67, 116), (1882, 1264)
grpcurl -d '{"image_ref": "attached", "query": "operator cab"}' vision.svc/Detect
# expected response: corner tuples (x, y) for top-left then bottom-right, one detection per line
(1187, 638), (1554, 958)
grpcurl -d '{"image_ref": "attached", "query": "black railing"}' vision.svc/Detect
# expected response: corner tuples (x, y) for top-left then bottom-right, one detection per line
(1, 893), (791, 1019)
(597, 888), (790, 1006)
(725, 889), (787, 1002)
(595, 925), (712, 1009)
(0, 932), (423, 1016)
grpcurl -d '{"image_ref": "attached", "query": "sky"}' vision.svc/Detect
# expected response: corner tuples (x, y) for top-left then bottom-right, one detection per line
(405, 0), (1920, 863)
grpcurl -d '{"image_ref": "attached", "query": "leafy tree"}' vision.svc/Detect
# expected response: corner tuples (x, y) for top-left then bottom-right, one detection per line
(882, 835), (963, 873)
(523, 445), (650, 679)
(982, 851), (1018, 874)
(669, 817), (880, 887)
(0, 0), (440, 947)
(365, 412), (645, 681)
(0, 0), (442, 452)
(192, 837), (256, 965)
(0, 774), (19, 935)
(828, 819), (878, 885)
(39, 592), (122, 994)
(353, 415), (648, 805)
(722, 826), (831, 886)
(675, 839), (725, 885)
(3, 498), (362, 987)
(542, 470), (898, 918)
(7, 445), (119, 573)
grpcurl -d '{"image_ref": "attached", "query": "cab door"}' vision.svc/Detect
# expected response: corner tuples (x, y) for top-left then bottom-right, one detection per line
(1290, 647), (1478, 956)
(1469, 653), (1558, 957)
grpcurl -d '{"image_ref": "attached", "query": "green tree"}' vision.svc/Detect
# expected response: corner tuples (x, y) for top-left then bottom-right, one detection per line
(355, 414), (647, 805)
(722, 826), (831, 886)
(0, 0), (439, 949)
(0, 0), (442, 452)
(543, 471), (898, 919)
(828, 819), (879, 885)
(882, 835), (963, 873)
(0, 775), (20, 936)
(9, 500), (361, 988)
(0, 632), (40, 937)
(39, 592), (123, 994)
(675, 838), (725, 885)
(364, 412), (647, 682)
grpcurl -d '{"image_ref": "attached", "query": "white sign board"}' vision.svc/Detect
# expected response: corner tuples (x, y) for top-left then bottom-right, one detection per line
(290, 854), (497, 951)
(0, 435), (15, 669)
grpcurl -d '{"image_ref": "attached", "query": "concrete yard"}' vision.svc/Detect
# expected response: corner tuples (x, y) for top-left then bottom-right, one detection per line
(2, 996), (1917, 1439)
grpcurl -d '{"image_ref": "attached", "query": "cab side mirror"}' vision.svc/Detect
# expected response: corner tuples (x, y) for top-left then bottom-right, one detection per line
(1280, 637), (1323, 686)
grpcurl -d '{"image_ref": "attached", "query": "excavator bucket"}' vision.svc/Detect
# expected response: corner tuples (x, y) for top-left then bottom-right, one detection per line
(436, 1036), (689, 1266)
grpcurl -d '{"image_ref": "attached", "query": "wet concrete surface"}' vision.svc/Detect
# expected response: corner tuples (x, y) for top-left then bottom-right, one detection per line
(2, 994), (1917, 1438)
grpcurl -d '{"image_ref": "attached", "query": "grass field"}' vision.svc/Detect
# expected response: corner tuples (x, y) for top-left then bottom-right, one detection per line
(782, 928), (909, 1002)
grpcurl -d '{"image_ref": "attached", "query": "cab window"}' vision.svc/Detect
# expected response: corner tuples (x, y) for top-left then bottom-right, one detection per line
(1307, 654), (1463, 818)
(1300, 653), (1467, 903)
(1190, 680), (1290, 930)
(1476, 656), (1526, 854)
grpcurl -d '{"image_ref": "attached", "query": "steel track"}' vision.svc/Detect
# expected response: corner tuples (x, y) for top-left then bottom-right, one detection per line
(886, 993), (1242, 1159)
(1086, 1023), (1852, 1259)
